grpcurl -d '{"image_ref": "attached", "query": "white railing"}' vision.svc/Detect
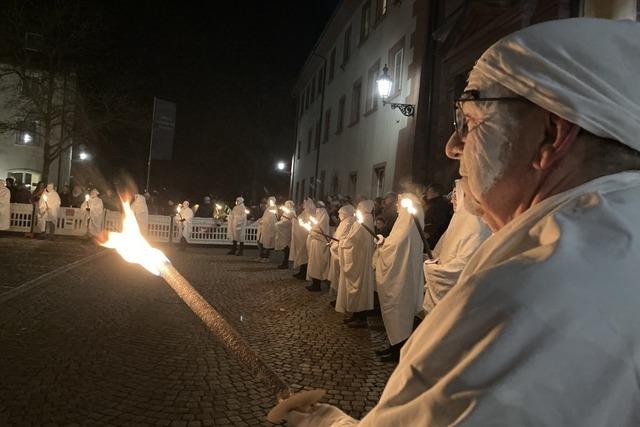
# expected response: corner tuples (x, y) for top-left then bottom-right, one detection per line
(7, 203), (258, 246)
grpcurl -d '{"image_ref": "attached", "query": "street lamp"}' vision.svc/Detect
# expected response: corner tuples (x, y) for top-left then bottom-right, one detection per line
(276, 161), (286, 171)
(377, 64), (415, 117)
(79, 152), (90, 161)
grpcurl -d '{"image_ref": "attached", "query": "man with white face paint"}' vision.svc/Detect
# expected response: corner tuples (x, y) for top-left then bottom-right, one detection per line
(422, 180), (491, 314)
(37, 183), (61, 238)
(227, 196), (247, 256)
(285, 19), (640, 426)
(0, 179), (10, 231)
(257, 196), (278, 262)
(81, 189), (104, 238)
(291, 198), (315, 279)
(327, 204), (356, 305)
(305, 200), (330, 292)
(275, 200), (295, 269)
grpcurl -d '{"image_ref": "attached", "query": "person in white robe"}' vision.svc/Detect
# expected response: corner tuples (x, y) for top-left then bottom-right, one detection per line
(336, 200), (375, 328)
(226, 196), (247, 256)
(327, 204), (356, 304)
(257, 196), (277, 262)
(305, 200), (330, 292)
(37, 183), (61, 237)
(372, 193), (424, 361)
(175, 200), (194, 248)
(291, 198), (315, 279)
(81, 189), (104, 238)
(286, 18), (640, 426)
(0, 179), (10, 231)
(130, 193), (149, 235)
(275, 200), (295, 269)
(422, 180), (491, 314)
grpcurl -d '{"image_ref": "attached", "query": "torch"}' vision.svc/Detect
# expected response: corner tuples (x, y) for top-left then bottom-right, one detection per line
(176, 205), (184, 221)
(280, 206), (297, 220)
(306, 217), (338, 243)
(101, 201), (325, 423)
(400, 198), (433, 260)
(355, 210), (379, 242)
(85, 194), (91, 236)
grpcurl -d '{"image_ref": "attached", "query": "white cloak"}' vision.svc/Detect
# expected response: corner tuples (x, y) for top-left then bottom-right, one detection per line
(0, 184), (10, 230)
(328, 205), (356, 294)
(259, 197), (277, 249)
(307, 171), (640, 426)
(306, 206), (330, 280)
(291, 199), (315, 267)
(176, 204), (194, 239)
(227, 204), (247, 242)
(275, 200), (295, 251)
(336, 200), (375, 314)
(374, 193), (424, 345)
(81, 197), (104, 237)
(131, 194), (149, 235)
(37, 189), (61, 232)
(423, 185), (491, 313)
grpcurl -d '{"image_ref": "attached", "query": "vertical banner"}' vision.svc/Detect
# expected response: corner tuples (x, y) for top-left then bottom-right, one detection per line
(150, 98), (176, 160)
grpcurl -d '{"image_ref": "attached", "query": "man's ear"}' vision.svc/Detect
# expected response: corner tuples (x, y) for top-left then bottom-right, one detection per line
(532, 114), (580, 170)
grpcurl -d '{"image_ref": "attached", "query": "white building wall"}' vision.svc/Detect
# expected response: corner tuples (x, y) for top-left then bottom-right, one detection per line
(293, 0), (418, 201)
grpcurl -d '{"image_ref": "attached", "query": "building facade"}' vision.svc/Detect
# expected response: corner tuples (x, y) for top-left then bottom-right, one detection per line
(291, 0), (638, 202)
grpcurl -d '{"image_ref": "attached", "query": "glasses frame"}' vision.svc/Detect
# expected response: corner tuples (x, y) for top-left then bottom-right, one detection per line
(453, 90), (528, 140)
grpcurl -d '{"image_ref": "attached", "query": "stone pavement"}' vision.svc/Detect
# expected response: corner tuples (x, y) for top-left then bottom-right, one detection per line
(0, 239), (395, 426)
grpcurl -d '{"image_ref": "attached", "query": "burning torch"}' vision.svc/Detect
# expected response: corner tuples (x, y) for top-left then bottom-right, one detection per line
(400, 197), (433, 260)
(355, 210), (379, 242)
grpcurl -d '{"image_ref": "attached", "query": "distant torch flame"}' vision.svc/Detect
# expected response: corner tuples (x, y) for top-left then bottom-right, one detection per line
(215, 203), (222, 209)
(355, 210), (364, 223)
(101, 201), (168, 275)
(43, 194), (48, 203)
(280, 206), (291, 214)
(85, 194), (90, 202)
(298, 218), (312, 232)
(176, 205), (181, 213)
(400, 198), (417, 215)
(269, 199), (275, 207)
(309, 216), (318, 225)
(245, 209), (250, 214)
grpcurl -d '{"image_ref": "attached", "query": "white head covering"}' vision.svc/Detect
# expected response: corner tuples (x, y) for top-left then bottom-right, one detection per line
(236, 196), (244, 205)
(338, 204), (355, 221)
(46, 183), (55, 192)
(284, 200), (295, 210)
(472, 18), (640, 151)
(0, 179), (5, 188)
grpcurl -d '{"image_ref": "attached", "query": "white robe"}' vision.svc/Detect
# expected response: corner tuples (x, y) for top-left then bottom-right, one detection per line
(303, 171), (640, 426)
(227, 204), (247, 242)
(336, 201), (375, 314)
(176, 206), (194, 239)
(306, 207), (330, 280)
(81, 197), (104, 237)
(37, 190), (61, 232)
(328, 206), (356, 294)
(0, 185), (10, 230)
(423, 191), (491, 313)
(131, 194), (149, 235)
(374, 194), (424, 345)
(259, 198), (277, 249)
(275, 203), (294, 251)
(291, 200), (315, 267)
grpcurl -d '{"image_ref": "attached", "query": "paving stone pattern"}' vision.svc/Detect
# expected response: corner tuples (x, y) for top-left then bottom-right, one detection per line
(0, 241), (394, 425)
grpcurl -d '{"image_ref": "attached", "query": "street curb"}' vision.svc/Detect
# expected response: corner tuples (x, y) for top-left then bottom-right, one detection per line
(0, 250), (110, 304)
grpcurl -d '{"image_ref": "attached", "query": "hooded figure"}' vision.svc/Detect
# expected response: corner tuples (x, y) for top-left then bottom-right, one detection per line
(131, 193), (149, 235)
(257, 196), (278, 260)
(175, 201), (194, 245)
(305, 200), (330, 291)
(423, 181), (491, 314)
(337, 200), (376, 325)
(227, 196), (247, 255)
(0, 179), (10, 230)
(327, 204), (356, 298)
(81, 189), (104, 237)
(37, 183), (61, 235)
(373, 193), (424, 360)
(291, 198), (315, 279)
(275, 200), (295, 269)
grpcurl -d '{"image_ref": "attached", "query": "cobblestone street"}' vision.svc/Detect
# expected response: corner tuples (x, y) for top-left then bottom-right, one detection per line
(0, 237), (393, 426)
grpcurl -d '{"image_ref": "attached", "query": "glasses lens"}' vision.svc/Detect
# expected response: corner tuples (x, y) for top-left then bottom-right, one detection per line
(454, 103), (466, 139)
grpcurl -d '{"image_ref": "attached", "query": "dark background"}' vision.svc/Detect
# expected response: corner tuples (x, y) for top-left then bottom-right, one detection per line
(89, 0), (340, 204)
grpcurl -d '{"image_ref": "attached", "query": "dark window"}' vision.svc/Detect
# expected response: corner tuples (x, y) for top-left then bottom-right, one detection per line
(295, 181), (300, 203)
(350, 79), (362, 125)
(307, 126), (313, 154)
(388, 37), (405, 98)
(366, 59), (381, 113)
(314, 121), (321, 150)
(296, 140), (301, 159)
(317, 66), (324, 97)
(328, 48), (336, 82)
(360, 1), (371, 43)
(310, 79), (316, 104)
(375, 0), (388, 23)
(336, 95), (346, 133)
(323, 109), (331, 143)
(348, 172), (358, 197)
(301, 178), (306, 199)
(342, 25), (352, 66)
(373, 164), (386, 197)
(15, 120), (39, 146)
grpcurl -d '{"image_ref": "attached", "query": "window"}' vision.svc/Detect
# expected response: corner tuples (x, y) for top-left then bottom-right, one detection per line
(336, 95), (346, 133)
(342, 25), (352, 66)
(310, 78), (316, 104)
(328, 48), (336, 82)
(350, 78), (362, 125)
(581, 0), (637, 19)
(306, 126), (313, 154)
(304, 86), (310, 110)
(331, 173), (340, 195)
(298, 97), (304, 119)
(366, 60), (381, 113)
(16, 120), (39, 146)
(308, 177), (315, 198)
(360, 1), (371, 43)
(296, 140), (301, 159)
(21, 75), (40, 97)
(301, 179), (306, 200)
(314, 120), (321, 150)
(8, 171), (34, 186)
(372, 164), (386, 197)
(376, 0), (388, 23)
(317, 66), (324, 97)
(388, 37), (405, 98)
(348, 172), (358, 197)
(319, 170), (326, 201)
(323, 109), (331, 143)
(295, 181), (300, 203)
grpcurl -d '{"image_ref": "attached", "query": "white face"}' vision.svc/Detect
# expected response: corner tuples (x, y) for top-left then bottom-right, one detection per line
(46, 183), (54, 192)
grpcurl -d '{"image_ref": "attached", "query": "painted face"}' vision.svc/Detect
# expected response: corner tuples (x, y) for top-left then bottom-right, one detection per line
(46, 183), (54, 192)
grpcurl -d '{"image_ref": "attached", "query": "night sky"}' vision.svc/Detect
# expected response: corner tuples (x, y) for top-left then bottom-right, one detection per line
(85, 1), (340, 203)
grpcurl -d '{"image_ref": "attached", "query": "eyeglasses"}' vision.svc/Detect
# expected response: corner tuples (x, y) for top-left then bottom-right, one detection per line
(453, 89), (528, 140)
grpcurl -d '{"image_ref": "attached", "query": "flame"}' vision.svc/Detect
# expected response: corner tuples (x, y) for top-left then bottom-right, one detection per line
(245, 209), (250, 214)
(400, 198), (417, 215)
(269, 199), (275, 207)
(355, 210), (364, 223)
(85, 194), (90, 202)
(43, 194), (48, 202)
(176, 205), (181, 213)
(298, 218), (312, 232)
(269, 209), (277, 214)
(101, 201), (168, 276)
(280, 206), (291, 214)
(215, 203), (222, 209)
(309, 216), (318, 225)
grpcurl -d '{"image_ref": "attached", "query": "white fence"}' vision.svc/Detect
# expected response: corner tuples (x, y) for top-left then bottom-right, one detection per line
(7, 203), (259, 246)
